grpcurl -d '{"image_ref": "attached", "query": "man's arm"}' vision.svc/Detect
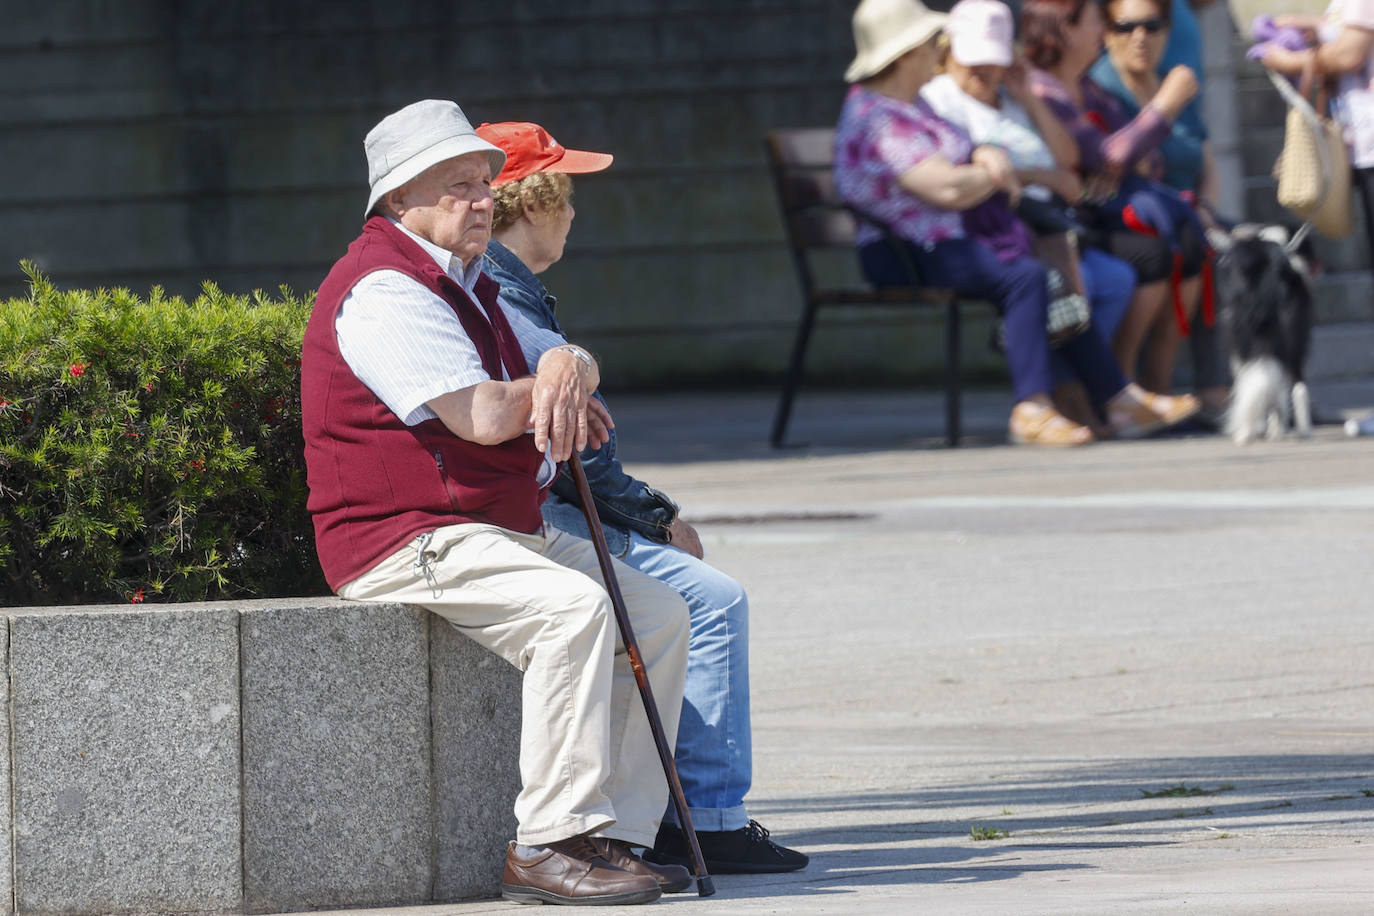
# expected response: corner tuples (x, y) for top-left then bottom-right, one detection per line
(336, 269), (605, 460)
(427, 347), (606, 460)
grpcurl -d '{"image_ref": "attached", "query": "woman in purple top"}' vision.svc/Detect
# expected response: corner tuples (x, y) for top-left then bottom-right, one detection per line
(1023, 0), (1209, 403)
(835, 0), (1199, 446)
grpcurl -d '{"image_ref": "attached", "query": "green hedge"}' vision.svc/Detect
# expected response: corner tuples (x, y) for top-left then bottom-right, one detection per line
(0, 264), (327, 606)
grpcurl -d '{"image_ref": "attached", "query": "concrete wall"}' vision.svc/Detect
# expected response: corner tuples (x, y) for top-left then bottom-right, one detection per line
(4, 0), (953, 389)
(4, 598), (520, 914)
(5, 1), (1366, 390)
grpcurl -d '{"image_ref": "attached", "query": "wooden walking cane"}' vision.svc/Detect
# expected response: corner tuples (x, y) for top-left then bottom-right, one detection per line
(567, 452), (717, 897)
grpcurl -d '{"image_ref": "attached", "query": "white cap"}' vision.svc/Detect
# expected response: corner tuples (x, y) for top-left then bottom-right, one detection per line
(946, 0), (1015, 68)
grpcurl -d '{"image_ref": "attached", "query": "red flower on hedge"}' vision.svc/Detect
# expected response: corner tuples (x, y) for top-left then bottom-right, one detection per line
(131, 587), (145, 604)
(144, 381), (154, 392)
(69, 362), (88, 377)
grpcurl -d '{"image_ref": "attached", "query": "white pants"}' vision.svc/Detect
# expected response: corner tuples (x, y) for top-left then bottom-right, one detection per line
(338, 522), (690, 847)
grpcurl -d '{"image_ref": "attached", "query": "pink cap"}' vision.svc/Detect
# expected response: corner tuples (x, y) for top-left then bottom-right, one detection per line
(946, 0), (1014, 68)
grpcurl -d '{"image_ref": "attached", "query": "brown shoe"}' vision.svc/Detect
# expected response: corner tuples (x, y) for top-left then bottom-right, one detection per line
(501, 836), (662, 906)
(589, 836), (693, 893)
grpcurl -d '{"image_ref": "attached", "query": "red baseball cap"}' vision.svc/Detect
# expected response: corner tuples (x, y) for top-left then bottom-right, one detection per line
(475, 121), (614, 186)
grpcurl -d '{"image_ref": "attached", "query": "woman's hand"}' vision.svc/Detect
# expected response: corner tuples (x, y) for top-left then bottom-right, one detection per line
(1081, 171), (1121, 204)
(971, 145), (1022, 202)
(1041, 168), (1084, 203)
(1261, 44), (1318, 77)
(1003, 51), (1032, 103)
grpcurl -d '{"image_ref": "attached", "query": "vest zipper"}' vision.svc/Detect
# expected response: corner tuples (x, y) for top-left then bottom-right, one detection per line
(434, 450), (462, 515)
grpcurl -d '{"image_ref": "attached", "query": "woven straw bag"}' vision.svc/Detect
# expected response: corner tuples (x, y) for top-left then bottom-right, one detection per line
(1274, 66), (1354, 238)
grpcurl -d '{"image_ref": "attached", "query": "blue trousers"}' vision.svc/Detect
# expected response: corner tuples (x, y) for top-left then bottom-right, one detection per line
(861, 237), (1129, 406)
(1052, 247), (1137, 385)
(620, 530), (751, 831)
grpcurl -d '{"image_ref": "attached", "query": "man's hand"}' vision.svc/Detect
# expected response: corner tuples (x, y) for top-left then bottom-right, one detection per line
(666, 518), (704, 559)
(530, 348), (595, 460)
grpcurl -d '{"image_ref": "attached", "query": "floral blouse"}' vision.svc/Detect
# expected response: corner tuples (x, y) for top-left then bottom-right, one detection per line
(833, 84), (969, 248)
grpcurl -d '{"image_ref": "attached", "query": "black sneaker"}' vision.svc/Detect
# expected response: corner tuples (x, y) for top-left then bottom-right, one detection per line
(645, 819), (808, 874)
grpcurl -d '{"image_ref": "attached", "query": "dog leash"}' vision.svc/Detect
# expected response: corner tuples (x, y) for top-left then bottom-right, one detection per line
(1286, 220), (1313, 254)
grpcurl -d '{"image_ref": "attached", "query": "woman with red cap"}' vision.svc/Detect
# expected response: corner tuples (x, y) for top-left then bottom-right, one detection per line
(476, 120), (810, 876)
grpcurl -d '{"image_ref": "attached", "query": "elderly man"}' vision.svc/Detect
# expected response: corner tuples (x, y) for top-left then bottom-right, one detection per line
(301, 99), (691, 906)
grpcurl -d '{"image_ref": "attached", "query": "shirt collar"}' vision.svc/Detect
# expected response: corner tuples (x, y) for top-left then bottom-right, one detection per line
(389, 219), (485, 295)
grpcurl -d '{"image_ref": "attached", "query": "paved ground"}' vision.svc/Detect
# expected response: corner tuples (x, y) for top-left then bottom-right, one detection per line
(302, 381), (1374, 915)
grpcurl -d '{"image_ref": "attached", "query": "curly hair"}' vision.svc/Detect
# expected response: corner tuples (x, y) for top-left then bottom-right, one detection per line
(492, 171), (573, 232)
(1021, 0), (1096, 70)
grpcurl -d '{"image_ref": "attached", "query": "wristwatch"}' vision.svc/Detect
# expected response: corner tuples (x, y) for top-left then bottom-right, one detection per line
(554, 344), (592, 371)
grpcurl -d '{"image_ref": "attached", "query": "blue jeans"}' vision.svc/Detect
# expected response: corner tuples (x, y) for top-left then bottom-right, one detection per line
(620, 531), (751, 831)
(1079, 247), (1135, 342)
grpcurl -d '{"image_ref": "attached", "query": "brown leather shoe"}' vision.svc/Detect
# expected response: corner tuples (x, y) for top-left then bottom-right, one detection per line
(501, 836), (662, 906)
(589, 836), (693, 893)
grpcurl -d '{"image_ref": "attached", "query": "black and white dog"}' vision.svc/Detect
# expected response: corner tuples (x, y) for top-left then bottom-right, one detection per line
(1212, 225), (1316, 444)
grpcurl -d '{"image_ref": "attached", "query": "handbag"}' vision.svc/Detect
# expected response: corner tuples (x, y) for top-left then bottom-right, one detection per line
(1045, 268), (1091, 345)
(992, 267), (1090, 352)
(1274, 61), (1353, 237)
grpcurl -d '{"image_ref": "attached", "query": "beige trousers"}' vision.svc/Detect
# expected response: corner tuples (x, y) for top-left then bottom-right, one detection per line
(338, 522), (689, 847)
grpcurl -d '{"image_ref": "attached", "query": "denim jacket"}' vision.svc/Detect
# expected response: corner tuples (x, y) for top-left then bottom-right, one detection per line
(482, 240), (678, 557)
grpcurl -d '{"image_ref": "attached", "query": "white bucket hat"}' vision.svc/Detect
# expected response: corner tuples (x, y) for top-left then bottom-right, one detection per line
(363, 99), (507, 217)
(845, 0), (948, 83)
(946, 0), (1015, 68)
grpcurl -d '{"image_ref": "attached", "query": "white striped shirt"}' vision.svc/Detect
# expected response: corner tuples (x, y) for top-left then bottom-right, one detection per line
(335, 221), (565, 425)
(334, 222), (564, 484)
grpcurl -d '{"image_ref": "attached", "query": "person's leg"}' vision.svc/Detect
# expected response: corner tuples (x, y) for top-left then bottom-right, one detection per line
(1139, 271), (1205, 395)
(913, 239), (1055, 403)
(1047, 248), (1134, 434)
(1354, 166), (1374, 269)
(1079, 247), (1136, 343)
(540, 527), (691, 848)
(1056, 320), (1130, 407)
(618, 533), (751, 832)
(1094, 232), (1173, 380)
(616, 532), (809, 872)
(1112, 280), (1169, 379)
(339, 522), (688, 848)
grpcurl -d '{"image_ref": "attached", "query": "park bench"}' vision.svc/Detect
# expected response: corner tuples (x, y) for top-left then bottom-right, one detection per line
(764, 127), (994, 447)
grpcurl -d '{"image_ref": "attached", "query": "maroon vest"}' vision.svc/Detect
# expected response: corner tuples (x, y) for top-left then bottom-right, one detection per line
(302, 217), (546, 590)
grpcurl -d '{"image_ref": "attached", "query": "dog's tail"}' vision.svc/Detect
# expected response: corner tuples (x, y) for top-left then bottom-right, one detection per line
(1226, 356), (1286, 444)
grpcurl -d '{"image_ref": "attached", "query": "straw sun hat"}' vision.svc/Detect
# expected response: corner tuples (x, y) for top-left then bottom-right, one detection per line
(845, 0), (949, 83)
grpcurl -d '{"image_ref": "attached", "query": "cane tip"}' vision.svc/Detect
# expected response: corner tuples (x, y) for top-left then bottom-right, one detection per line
(697, 875), (716, 897)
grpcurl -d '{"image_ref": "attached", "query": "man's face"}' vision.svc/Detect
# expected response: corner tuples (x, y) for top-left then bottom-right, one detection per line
(389, 151), (494, 266)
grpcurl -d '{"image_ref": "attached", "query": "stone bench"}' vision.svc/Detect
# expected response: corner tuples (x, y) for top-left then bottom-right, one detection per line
(5, 598), (521, 914)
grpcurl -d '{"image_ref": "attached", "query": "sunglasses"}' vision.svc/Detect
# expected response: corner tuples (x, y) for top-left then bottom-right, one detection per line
(1108, 17), (1168, 34)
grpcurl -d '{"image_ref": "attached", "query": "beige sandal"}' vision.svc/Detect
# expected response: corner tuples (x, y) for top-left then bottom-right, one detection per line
(1008, 402), (1095, 447)
(1110, 391), (1201, 439)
